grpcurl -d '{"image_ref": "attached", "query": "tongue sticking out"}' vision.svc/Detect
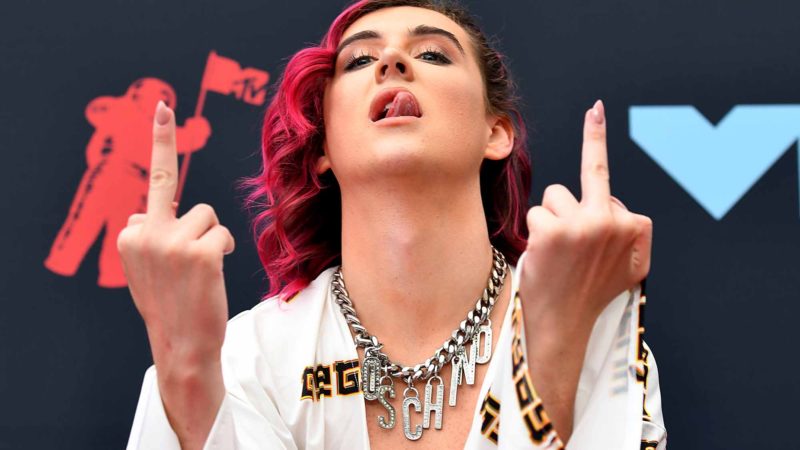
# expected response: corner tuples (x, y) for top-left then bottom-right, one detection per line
(384, 91), (420, 119)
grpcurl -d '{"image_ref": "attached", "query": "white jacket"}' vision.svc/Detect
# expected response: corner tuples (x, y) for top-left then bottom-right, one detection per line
(127, 252), (667, 449)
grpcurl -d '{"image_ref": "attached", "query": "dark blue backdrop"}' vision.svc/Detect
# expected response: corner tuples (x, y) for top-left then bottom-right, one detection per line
(2, 0), (799, 448)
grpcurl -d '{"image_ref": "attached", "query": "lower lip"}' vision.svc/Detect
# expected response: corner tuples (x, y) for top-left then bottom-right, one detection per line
(372, 115), (421, 126)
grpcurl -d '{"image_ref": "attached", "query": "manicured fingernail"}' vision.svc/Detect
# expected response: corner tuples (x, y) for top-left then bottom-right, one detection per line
(591, 99), (605, 125)
(155, 100), (170, 126)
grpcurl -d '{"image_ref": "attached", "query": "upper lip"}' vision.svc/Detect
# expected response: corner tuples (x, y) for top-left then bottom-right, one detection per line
(369, 87), (422, 122)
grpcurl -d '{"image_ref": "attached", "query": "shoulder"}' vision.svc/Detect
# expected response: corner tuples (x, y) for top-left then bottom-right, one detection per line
(214, 266), (351, 419)
(221, 266), (339, 355)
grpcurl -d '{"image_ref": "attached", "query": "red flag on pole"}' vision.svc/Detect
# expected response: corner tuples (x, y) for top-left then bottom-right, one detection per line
(199, 50), (270, 106)
(176, 51), (270, 204)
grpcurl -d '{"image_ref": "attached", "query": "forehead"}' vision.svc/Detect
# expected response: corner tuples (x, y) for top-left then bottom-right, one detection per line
(341, 6), (472, 53)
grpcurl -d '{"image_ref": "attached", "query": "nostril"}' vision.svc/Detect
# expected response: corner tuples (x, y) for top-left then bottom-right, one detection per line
(380, 62), (406, 77)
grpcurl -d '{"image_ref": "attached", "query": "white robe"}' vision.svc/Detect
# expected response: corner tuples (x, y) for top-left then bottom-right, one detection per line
(127, 252), (667, 449)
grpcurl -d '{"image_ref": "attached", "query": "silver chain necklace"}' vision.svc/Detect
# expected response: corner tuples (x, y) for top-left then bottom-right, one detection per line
(331, 246), (508, 440)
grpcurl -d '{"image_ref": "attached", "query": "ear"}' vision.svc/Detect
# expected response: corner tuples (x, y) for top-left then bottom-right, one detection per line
(316, 141), (332, 175)
(483, 114), (514, 161)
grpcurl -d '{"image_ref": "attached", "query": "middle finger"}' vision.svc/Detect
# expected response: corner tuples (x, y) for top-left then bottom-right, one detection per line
(580, 100), (611, 208)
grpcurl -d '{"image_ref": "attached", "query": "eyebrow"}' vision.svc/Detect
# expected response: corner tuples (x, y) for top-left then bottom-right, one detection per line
(335, 24), (466, 59)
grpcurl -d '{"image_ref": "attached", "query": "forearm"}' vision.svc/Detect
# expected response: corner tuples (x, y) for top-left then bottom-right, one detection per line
(524, 313), (594, 445)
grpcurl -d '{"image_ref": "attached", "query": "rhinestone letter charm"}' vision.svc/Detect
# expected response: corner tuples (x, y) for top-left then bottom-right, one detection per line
(449, 346), (476, 406)
(402, 385), (423, 440)
(475, 323), (492, 364)
(423, 376), (444, 430)
(376, 384), (396, 429)
(361, 355), (381, 400)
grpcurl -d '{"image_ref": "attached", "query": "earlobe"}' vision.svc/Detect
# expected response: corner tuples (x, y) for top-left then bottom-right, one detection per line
(316, 142), (332, 174)
(484, 115), (514, 161)
(315, 155), (331, 175)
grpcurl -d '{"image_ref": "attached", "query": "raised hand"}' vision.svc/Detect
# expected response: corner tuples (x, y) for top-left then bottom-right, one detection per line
(518, 100), (653, 441)
(117, 100), (235, 450)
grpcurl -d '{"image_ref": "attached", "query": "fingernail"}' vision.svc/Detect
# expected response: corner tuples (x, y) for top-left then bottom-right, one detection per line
(155, 100), (170, 126)
(591, 99), (605, 125)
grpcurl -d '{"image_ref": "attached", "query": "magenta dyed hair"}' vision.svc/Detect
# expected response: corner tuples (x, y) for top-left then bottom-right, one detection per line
(237, 0), (532, 302)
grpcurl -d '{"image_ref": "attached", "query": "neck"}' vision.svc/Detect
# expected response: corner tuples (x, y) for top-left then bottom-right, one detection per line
(339, 177), (497, 363)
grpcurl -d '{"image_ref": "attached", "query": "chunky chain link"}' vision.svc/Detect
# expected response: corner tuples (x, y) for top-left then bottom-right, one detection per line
(331, 246), (508, 382)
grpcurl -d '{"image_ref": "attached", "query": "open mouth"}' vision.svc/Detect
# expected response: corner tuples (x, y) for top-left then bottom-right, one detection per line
(369, 87), (423, 122)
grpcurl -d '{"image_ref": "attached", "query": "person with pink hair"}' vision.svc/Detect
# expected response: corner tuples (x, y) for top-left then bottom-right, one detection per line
(121, 1), (666, 449)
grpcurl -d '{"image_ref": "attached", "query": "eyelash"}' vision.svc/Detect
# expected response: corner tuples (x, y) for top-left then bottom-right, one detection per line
(343, 47), (451, 71)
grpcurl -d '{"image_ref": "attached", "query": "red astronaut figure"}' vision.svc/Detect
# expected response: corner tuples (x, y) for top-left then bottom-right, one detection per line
(44, 77), (211, 288)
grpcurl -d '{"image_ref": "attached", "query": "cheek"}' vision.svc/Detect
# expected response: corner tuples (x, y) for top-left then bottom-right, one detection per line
(322, 82), (367, 169)
(430, 76), (488, 143)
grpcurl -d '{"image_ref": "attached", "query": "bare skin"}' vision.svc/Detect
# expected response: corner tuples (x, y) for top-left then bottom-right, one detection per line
(120, 5), (652, 449)
(118, 102), (234, 450)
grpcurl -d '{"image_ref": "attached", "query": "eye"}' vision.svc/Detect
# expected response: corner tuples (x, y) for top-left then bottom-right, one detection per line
(417, 47), (451, 64)
(343, 50), (376, 71)
(342, 47), (452, 72)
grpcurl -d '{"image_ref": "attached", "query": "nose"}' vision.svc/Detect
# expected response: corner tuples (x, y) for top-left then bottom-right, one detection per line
(375, 48), (414, 83)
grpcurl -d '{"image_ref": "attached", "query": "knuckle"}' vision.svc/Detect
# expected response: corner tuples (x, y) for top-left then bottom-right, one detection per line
(543, 183), (566, 198)
(583, 162), (609, 180)
(631, 214), (653, 237)
(586, 126), (606, 141)
(194, 245), (221, 270)
(116, 229), (132, 254)
(127, 213), (144, 226)
(162, 238), (187, 259)
(640, 215), (653, 231)
(153, 128), (174, 145)
(610, 195), (628, 211)
(149, 169), (176, 188)
(527, 213), (564, 243)
(563, 224), (585, 243)
(184, 242), (204, 259)
(526, 206), (547, 227)
(194, 203), (217, 217)
(570, 225), (597, 247)
(117, 226), (144, 254)
(586, 215), (613, 239)
(525, 206), (538, 224)
(545, 225), (568, 243)
(619, 214), (638, 236)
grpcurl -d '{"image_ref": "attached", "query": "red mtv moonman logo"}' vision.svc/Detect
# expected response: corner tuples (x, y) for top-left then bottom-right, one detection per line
(44, 51), (269, 288)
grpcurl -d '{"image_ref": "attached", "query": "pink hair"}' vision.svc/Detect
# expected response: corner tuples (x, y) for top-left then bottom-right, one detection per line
(237, 0), (532, 302)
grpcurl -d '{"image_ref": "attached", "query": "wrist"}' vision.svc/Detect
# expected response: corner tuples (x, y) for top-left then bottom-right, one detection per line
(146, 327), (223, 373)
(158, 357), (223, 392)
(522, 303), (596, 352)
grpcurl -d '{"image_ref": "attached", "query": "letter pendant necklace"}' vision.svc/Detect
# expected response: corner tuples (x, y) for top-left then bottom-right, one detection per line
(331, 246), (508, 441)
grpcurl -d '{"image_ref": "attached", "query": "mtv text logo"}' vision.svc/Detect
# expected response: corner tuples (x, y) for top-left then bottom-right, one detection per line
(629, 105), (800, 219)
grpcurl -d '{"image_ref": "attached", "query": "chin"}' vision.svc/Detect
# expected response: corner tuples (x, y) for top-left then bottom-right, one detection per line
(369, 144), (433, 177)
